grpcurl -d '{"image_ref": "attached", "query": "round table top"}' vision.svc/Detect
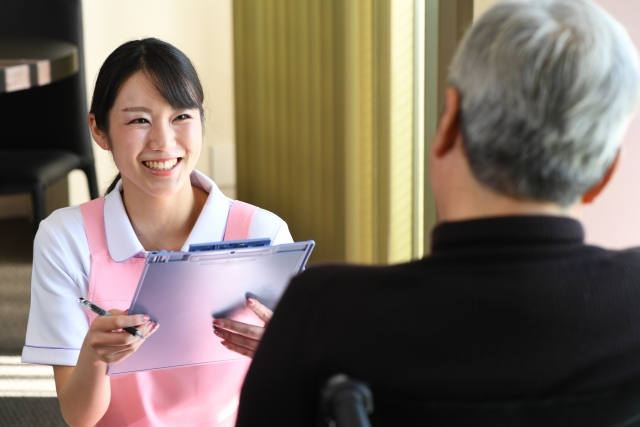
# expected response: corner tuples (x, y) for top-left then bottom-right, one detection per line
(0, 35), (78, 94)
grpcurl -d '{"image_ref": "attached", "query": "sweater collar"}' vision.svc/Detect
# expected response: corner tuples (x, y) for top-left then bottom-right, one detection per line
(430, 215), (585, 254)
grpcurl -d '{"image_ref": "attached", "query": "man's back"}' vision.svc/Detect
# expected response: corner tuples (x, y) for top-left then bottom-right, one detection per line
(237, 216), (640, 425)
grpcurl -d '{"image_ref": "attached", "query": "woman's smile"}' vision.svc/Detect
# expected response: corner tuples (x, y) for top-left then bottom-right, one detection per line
(142, 157), (181, 173)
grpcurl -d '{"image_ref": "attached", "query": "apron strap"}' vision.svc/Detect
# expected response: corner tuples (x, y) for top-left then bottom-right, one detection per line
(79, 197), (107, 256)
(81, 198), (257, 251)
(223, 201), (258, 241)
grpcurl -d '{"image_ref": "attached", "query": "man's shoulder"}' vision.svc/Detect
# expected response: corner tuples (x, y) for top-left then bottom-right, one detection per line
(619, 247), (640, 256)
(305, 260), (412, 275)
(587, 245), (640, 268)
(290, 260), (423, 294)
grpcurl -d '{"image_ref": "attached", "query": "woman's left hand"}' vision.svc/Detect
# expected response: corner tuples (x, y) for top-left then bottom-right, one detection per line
(212, 298), (273, 358)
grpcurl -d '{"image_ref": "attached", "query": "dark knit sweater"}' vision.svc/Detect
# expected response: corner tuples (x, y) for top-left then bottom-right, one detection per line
(236, 216), (640, 426)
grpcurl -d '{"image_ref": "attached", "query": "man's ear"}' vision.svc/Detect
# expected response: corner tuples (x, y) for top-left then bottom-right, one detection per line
(88, 113), (110, 151)
(432, 87), (462, 158)
(582, 151), (620, 204)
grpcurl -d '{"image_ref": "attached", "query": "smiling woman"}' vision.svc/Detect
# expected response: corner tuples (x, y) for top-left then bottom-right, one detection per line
(89, 38), (205, 198)
(21, 38), (294, 427)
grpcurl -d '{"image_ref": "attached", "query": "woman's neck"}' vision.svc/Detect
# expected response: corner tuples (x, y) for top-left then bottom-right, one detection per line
(120, 179), (208, 252)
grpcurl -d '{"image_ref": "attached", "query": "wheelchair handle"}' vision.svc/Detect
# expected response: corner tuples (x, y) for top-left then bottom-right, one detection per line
(321, 373), (374, 427)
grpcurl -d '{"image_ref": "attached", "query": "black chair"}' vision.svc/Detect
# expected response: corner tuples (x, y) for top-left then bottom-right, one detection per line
(0, 0), (99, 232)
(320, 373), (640, 427)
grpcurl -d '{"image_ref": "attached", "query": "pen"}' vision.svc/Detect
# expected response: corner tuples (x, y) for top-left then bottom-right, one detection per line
(78, 298), (146, 339)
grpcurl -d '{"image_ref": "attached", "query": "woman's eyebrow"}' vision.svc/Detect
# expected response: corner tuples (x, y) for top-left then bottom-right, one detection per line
(120, 107), (188, 113)
(121, 107), (152, 113)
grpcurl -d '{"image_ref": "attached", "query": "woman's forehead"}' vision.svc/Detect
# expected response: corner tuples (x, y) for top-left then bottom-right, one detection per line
(113, 71), (168, 109)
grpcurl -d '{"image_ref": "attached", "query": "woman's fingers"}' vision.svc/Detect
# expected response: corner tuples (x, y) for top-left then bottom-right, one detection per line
(143, 321), (160, 338)
(213, 325), (259, 358)
(211, 298), (272, 358)
(212, 319), (263, 359)
(94, 313), (150, 331)
(219, 339), (256, 358)
(93, 323), (158, 362)
(92, 319), (156, 344)
(212, 320), (263, 359)
(87, 313), (158, 364)
(246, 298), (273, 324)
(213, 325), (259, 350)
(212, 318), (264, 341)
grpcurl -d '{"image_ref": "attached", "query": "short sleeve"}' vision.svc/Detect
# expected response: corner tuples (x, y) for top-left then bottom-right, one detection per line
(249, 208), (294, 245)
(22, 214), (91, 366)
(271, 222), (293, 245)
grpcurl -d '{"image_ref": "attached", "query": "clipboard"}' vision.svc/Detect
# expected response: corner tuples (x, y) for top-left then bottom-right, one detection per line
(107, 240), (315, 376)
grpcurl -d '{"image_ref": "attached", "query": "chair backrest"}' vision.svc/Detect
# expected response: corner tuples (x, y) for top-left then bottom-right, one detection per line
(322, 374), (640, 427)
(0, 0), (93, 165)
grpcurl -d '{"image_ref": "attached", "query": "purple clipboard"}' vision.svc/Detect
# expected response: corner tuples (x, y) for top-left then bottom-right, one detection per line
(107, 240), (314, 376)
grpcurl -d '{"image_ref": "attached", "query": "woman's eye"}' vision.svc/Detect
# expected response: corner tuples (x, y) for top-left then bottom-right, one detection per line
(129, 118), (149, 124)
(175, 114), (190, 121)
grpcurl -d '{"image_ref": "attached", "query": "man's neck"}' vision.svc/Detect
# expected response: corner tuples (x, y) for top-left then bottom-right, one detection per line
(435, 181), (583, 223)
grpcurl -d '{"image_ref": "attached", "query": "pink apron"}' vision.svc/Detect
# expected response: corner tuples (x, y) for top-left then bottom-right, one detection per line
(80, 197), (258, 427)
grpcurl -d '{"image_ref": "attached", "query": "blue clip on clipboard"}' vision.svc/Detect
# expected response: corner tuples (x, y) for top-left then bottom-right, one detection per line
(107, 239), (315, 376)
(188, 238), (271, 252)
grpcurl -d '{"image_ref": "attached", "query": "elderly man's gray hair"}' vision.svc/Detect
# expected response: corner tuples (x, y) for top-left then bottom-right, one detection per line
(449, 0), (640, 205)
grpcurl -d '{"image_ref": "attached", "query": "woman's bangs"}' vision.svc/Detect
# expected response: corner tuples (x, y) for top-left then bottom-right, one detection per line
(143, 67), (201, 112)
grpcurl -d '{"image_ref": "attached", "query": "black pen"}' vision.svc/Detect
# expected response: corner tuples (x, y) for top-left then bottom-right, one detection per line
(79, 298), (146, 339)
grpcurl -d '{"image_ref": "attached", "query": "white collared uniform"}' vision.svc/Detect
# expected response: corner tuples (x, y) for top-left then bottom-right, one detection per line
(22, 170), (293, 366)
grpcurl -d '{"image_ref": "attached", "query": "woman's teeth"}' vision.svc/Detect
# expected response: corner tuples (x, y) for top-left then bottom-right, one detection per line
(143, 159), (178, 171)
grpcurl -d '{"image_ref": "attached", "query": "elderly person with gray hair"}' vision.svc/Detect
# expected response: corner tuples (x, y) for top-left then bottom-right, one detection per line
(234, 0), (640, 425)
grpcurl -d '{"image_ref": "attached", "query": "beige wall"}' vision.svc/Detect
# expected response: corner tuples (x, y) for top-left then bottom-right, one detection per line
(474, 0), (499, 20)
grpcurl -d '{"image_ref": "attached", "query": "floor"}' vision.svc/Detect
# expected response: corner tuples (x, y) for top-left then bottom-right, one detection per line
(0, 218), (67, 426)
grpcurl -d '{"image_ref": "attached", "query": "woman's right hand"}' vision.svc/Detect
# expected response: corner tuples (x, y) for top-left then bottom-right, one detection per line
(54, 310), (159, 426)
(85, 309), (159, 364)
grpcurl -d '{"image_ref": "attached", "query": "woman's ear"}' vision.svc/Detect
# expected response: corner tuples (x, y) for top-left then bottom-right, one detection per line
(582, 151), (620, 204)
(88, 113), (110, 151)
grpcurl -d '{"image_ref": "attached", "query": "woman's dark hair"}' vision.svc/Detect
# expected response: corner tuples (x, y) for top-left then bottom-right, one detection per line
(90, 38), (205, 194)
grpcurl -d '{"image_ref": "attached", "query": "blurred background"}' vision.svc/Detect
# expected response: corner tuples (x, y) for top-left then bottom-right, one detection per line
(2, 0), (639, 266)
(0, 0), (639, 423)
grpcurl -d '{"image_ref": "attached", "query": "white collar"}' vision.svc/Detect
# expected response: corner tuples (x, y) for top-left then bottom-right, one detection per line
(104, 170), (233, 262)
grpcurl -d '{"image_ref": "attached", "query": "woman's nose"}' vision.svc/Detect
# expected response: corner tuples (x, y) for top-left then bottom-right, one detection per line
(148, 122), (176, 151)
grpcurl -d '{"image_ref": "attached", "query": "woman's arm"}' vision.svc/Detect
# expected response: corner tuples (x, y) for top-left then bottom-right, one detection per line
(53, 311), (157, 427)
(53, 354), (109, 427)
(27, 214), (156, 425)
